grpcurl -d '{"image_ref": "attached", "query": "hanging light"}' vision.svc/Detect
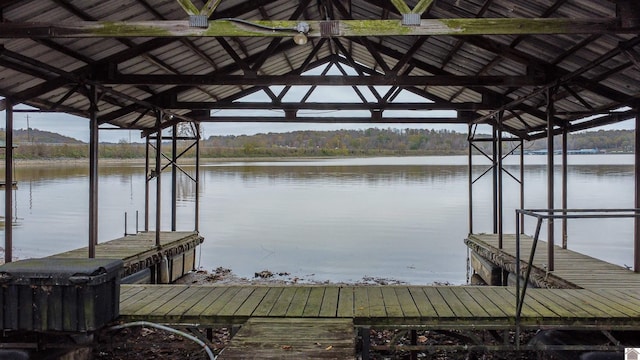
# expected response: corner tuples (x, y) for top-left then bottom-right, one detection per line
(293, 22), (310, 45)
(293, 32), (308, 45)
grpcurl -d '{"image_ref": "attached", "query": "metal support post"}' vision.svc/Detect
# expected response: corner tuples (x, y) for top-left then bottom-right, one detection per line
(145, 135), (150, 231)
(171, 124), (177, 231)
(195, 123), (201, 233)
(360, 327), (370, 360)
(635, 110), (640, 272)
(497, 113), (504, 249)
(88, 85), (99, 258)
(547, 88), (555, 271)
(492, 127), (498, 236)
(562, 128), (568, 249)
(520, 139), (525, 231)
(468, 126), (473, 235)
(155, 111), (162, 247)
(4, 99), (13, 263)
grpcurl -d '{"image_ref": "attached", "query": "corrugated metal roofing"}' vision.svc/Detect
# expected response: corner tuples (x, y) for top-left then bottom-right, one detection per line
(0, 0), (638, 139)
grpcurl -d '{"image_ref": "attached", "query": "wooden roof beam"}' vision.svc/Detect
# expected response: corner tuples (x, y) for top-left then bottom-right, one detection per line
(203, 116), (462, 123)
(100, 74), (546, 86)
(0, 18), (625, 39)
(172, 101), (491, 111)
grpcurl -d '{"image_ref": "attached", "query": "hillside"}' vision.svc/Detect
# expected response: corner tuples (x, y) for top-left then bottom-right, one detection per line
(0, 127), (634, 159)
(0, 128), (84, 144)
(204, 128), (635, 156)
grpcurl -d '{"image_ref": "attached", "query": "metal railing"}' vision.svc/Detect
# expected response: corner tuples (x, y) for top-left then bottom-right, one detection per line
(514, 208), (640, 346)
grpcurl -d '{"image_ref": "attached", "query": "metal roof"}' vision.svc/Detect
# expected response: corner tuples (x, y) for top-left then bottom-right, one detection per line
(0, 0), (639, 140)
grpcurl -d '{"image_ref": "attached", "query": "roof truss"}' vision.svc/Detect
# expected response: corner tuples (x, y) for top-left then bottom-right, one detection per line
(0, 0), (639, 139)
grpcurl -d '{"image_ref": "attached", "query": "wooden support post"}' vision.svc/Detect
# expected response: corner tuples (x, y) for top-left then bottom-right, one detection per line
(89, 85), (98, 258)
(547, 88), (555, 272)
(4, 99), (12, 263)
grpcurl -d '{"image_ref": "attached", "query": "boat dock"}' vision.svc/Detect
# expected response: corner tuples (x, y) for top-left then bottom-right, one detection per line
(49, 231), (203, 284)
(118, 284), (640, 329)
(90, 231), (640, 357)
(465, 233), (640, 289)
(116, 282), (640, 357)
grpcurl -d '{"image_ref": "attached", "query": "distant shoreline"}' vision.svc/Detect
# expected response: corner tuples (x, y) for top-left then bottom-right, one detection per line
(8, 156), (357, 166)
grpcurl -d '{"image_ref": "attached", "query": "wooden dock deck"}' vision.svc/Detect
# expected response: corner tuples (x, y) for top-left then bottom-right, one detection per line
(218, 318), (355, 359)
(108, 233), (640, 357)
(50, 231), (203, 282)
(118, 284), (640, 330)
(465, 233), (640, 289)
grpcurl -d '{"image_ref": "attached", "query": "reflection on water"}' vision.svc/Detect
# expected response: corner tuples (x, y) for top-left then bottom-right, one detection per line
(0, 155), (635, 284)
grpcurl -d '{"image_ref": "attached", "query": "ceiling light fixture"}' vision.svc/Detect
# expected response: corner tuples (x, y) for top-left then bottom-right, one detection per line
(218, 19), (310, 45)
(293, 22), (310, 45)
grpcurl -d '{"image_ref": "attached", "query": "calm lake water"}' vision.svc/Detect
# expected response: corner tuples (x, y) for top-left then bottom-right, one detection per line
(1, 155), (635, 285)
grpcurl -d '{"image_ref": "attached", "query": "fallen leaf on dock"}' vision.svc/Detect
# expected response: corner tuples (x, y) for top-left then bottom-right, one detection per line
(417, 335), (428, 343)
(325, 345), (333, 350)
(281, 345), (292, 350)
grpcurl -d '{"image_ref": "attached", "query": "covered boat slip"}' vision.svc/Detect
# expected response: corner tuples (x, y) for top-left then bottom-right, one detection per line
(3, 0), (640, 357)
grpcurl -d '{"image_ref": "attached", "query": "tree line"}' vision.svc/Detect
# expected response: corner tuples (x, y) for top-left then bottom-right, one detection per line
(0, 127), (634, 160)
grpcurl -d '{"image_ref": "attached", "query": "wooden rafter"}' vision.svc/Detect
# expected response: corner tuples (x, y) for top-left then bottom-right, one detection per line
(173, 101), (492, 111)
(98, 74), (547, 87)
(0, 18), (624, 38)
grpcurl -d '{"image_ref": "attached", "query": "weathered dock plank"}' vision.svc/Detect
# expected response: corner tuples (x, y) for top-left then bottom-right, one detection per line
(235, 287), (269, 317)
(252, 287), (284, 317)
(269, 287), (298, 317)
(436, 287), (473, 318)
(218, 287), (257, 317)
(199, 287), (242, 318)
(366, 287), (386, 318)
(303, 287), (325, 317)
(393, 287), (420, 318)
(336, 287), (354, 318)
(286, 287), (312, 317)
(421, 287), (455, 318)
(353, 287), (370, 318)
(165, 286), (219, 320)
(318, 287), (339, 317)
(380, 287), (403, 318)
(218, 318), (355, 360)
(407, 286), (438, 318)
